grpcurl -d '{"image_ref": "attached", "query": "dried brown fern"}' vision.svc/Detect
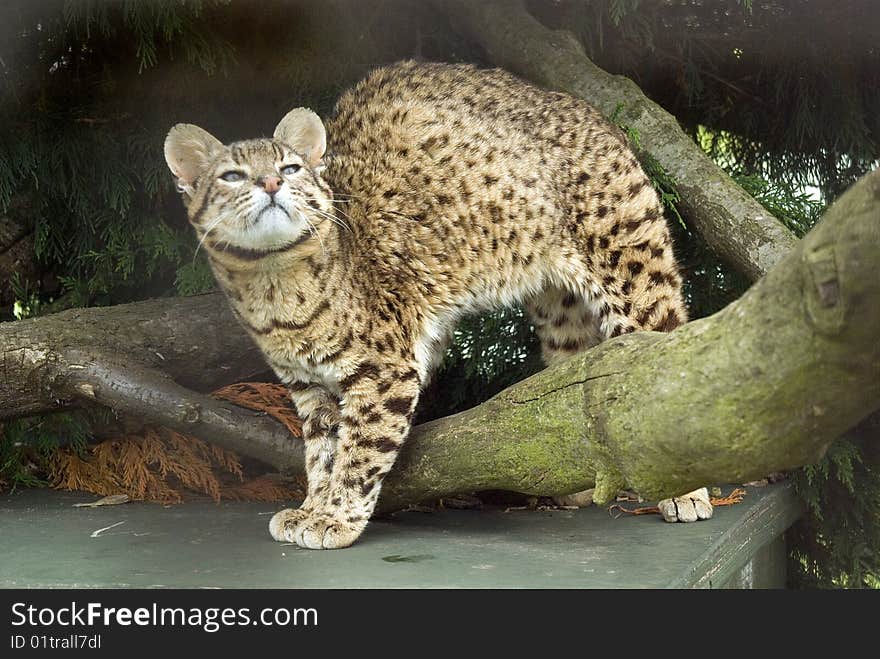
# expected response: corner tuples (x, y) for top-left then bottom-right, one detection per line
(222, 474), (307, 502)
(49, 382), (304, 504)
(212, 382), (303, 438)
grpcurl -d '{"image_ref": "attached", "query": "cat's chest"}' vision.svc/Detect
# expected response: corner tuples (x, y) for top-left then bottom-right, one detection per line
(268, 352), (345, 395)
(249, 323), (346, 394)
(226, 289), (347, 392)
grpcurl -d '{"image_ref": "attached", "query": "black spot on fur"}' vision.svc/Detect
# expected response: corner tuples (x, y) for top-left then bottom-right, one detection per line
(643, 208), (660, 223)
(368, 437), (400, 453)
(655, 309), (682, 332)
(637, 300), (660, 326)
(649, 271), (670, 286)
(384, 396), (414, 416)
(322, 331), (354, 362)
(340, 362), (382, 390)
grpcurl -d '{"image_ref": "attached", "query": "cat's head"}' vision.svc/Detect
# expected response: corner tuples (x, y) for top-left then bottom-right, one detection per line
(164, 108), (333, 255)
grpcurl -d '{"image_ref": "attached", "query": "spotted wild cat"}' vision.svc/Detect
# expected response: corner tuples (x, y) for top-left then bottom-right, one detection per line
(163, 61), (711, 550)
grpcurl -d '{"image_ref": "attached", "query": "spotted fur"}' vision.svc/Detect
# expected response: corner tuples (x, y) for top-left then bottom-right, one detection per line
(165, 61), (688, 549)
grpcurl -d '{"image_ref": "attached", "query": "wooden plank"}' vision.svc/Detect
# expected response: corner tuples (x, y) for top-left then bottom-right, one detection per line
(0, 483), (802, 588)
(720, 536), (788, 589)
(670, 483), (803, 588)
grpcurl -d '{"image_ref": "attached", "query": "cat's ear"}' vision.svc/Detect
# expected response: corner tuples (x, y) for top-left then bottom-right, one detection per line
(164, 124), (224, 195)
(274, 108), (326, 166)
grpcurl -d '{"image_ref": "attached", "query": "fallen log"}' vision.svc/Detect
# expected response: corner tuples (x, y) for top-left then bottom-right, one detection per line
(0, 292), (268, 419)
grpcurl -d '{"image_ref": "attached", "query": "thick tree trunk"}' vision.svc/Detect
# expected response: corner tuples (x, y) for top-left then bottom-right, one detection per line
(444, 0), (798, 281)
(0, 292), (268, 419)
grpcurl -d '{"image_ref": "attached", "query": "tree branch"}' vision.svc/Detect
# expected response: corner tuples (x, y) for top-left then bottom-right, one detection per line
(0, 292), (269, 419)
(66, 350), (303, 472)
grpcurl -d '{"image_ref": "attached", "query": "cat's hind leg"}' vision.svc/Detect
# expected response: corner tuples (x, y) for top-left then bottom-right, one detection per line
(524, 284), (621, 366)
(658, 487), (714, 522)
(525, 279), (713, 523)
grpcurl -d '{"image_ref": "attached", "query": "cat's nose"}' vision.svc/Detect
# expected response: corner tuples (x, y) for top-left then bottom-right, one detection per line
(258, 175), (282, 196)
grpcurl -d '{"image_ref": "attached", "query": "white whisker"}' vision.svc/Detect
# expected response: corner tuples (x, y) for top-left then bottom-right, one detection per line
(193, 211), (232, 262)
(310, 207), (351, 233)
(299, 196), (353, 233)
(296, 208), (326, 258)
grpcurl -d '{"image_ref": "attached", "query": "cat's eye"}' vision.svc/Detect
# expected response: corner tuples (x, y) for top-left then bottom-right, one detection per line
(280, 164), (301, 176)
(220, 171), (246, 182)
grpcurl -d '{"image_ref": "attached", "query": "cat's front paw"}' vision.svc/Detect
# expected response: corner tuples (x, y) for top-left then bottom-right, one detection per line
(269, 507), (311, 542)
(297, 512), (365, 550)
(270, 508), (365, 549)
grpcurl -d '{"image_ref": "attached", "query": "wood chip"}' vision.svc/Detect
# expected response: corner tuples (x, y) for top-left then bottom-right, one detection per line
(73, 494), (131, 508)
